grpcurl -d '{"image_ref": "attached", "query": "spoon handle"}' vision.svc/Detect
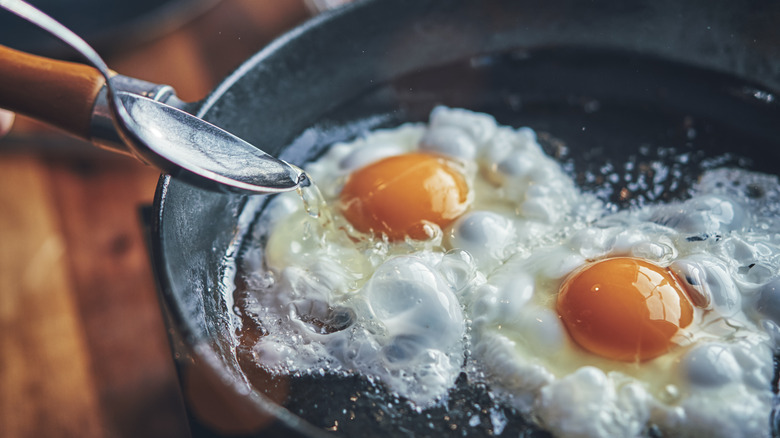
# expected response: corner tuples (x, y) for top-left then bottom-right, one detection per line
(0, 44), (105, 139)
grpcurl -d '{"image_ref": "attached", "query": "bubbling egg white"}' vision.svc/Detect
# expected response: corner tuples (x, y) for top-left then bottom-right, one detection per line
(243, 106), (780, 438)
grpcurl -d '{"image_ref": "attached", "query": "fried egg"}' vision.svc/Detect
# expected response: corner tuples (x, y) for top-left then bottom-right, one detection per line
(242, 106), (780, 438)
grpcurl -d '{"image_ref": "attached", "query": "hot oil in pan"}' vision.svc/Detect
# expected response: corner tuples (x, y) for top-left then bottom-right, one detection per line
(229, 47), (780, 437)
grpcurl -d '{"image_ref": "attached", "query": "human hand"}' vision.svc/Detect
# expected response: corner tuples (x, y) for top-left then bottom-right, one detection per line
(0, 108), (14, 138)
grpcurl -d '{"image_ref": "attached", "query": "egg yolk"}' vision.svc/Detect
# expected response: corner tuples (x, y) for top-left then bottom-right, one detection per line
(340, 152), (470, 241)
(557, 257), (693, 362)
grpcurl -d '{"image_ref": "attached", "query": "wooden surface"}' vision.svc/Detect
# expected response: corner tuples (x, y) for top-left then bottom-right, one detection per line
(0, 1), (310, 437)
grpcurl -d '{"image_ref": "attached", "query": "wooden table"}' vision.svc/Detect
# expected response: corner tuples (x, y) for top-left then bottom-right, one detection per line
(0, 2), (311, 436)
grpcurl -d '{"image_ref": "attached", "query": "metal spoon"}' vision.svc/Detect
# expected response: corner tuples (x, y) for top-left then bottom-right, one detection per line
(0, 0), (303, 194)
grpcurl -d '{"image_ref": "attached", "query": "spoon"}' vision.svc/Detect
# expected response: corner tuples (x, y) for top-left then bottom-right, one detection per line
(0, 0), (303, 195)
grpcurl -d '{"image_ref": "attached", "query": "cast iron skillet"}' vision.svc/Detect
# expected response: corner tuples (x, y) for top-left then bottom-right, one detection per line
(151, 0), (780, 436)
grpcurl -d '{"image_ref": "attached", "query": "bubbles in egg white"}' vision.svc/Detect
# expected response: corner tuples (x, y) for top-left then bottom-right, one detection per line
(243, 106), (780, 438)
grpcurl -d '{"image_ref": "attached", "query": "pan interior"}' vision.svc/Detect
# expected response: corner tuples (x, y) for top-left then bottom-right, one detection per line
(218, 47), (780, 437)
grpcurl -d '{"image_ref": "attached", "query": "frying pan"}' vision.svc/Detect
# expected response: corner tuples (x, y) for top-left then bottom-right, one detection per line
(151, 0), (780, 436)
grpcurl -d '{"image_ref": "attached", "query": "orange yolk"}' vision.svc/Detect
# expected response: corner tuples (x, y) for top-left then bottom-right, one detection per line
(340, 152), (470, 241)
(557, 257), (693, 362)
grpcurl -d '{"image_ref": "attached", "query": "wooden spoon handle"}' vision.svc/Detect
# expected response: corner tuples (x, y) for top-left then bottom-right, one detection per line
(0, 44), (105, 139)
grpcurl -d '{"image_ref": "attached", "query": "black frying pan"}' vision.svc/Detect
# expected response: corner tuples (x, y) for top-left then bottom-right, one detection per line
(151, 0), (780, 436)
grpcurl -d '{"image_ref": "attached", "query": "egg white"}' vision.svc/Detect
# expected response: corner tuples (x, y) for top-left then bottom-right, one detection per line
(242, 106), (780, 438)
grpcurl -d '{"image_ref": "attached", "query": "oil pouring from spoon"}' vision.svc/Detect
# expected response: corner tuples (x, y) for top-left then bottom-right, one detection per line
(0, 0), (303, 195)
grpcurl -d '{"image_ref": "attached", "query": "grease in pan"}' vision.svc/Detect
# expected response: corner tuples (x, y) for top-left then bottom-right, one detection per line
(239, 107), (780, 438)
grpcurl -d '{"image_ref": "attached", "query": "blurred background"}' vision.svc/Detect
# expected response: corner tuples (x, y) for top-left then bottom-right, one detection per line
(0, 1), (331, 436)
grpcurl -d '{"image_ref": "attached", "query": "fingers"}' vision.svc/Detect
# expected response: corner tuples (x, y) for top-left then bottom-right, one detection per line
(0, 108), (15, 138)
